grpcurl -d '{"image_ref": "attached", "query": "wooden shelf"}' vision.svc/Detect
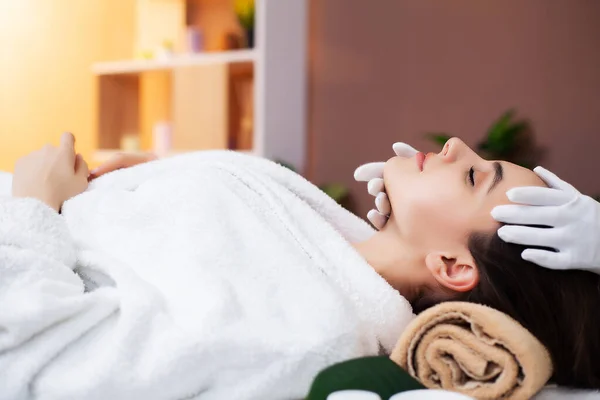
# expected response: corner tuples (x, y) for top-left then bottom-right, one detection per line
(92, 49), (256, 75)
(92, 0), (307, 172)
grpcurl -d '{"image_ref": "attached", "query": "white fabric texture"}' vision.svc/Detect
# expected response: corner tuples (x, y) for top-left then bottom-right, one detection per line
(0, 151), (413, 400)
(534, 386), (600, 399)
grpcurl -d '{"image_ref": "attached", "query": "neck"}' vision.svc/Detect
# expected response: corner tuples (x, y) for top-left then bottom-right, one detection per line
(353, 232), (407, 275)
(352, 219), (420, 298)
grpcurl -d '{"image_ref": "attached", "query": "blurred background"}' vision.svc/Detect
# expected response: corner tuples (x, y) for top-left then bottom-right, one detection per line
(1, 0), (599, 218)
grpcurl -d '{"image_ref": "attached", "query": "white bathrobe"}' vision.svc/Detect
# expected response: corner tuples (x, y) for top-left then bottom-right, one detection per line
(0, 151), (413, 400)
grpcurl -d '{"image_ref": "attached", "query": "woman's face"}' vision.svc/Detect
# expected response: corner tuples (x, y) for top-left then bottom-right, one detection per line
(384, 138), (544, 247)
(381, 138), (546, 296)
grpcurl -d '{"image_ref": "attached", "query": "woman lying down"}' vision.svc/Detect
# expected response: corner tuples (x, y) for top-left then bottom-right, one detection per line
(1, 134), (599, 399)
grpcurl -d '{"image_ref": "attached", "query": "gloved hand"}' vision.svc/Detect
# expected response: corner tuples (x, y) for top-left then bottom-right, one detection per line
(492, 166), (600, 272)
(354, 143), (418, 229)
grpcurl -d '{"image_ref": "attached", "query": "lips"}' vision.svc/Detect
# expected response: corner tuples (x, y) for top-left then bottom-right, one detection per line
(416, 152), (426, 171)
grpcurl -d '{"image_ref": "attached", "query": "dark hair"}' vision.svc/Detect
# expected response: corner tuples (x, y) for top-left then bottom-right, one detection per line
(412, 229), (600, 389)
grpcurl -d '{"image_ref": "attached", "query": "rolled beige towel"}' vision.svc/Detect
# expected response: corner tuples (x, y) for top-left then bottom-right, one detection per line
(390, 302), (553, 400)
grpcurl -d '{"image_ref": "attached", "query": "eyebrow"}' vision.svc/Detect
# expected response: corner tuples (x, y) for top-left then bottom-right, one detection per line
(487, 161), (504, 194)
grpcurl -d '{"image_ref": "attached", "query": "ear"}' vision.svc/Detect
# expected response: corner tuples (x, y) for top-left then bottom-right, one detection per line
(425, 250), (479, 292)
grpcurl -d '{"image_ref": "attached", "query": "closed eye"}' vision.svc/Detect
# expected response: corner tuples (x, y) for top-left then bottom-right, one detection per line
(468, 167), (475, 186)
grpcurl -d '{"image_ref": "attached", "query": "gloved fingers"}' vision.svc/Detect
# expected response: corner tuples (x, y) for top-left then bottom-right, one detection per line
(354, 162), (385, 182)
(497, 225), (560, 248)
(392, 142), (418, 158)
(367, 178), (385, 196)
(533, 166), (578, 193)
(367, 209), (387, 230)
(375, 192), (391, 215)
(521, 248), (569, 270)
(491, 204), (560, 226)
(505, 186), (572, 206)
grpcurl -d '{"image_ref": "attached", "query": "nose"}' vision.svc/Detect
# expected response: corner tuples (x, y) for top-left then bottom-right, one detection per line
(440, 137), (476, 163)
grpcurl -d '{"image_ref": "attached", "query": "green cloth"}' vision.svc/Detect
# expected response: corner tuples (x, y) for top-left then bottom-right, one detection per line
(306, 356), (425, 400)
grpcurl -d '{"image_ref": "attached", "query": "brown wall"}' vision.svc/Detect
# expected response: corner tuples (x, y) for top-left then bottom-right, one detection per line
(308, 0), (600, 217)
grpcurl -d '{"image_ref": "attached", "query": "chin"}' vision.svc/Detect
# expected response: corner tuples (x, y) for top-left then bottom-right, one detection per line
(384, 157), (413, 196)
(383, 156), (404, 179)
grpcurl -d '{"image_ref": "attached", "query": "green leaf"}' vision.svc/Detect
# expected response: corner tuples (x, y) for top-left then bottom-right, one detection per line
(319, 183), (349, 203)
(518, 161), (534, 169)
(275, 160), (296, 172)
(506, 121), (528, 136)
(235, 0), (255, 29)
(488, 109), (515, 134)
(480, 109), (531, 158)
(485, 109), (516, 148)
(425, 133), (452, 148)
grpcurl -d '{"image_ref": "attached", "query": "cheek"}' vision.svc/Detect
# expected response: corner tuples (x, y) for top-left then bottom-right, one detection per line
(390, 177), (471, 245)
(389, 169), (457, 217)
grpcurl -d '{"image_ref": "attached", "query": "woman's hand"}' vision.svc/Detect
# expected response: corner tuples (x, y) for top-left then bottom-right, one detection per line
(88, 152), (158, 181)
(12, 132), (89, 212)
(354, 142), (418, 229)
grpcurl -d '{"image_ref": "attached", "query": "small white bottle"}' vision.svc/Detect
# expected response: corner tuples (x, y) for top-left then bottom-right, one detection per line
(327, 391), (381, 400)
(153, 122), (172, 157)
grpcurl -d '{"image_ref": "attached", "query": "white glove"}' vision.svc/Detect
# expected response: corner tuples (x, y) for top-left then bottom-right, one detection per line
(354, 143), (418, 229)
(492, 166), (600, 272)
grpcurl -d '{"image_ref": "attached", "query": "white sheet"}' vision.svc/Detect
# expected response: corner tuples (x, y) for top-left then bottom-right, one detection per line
(535, 386), (600, 399)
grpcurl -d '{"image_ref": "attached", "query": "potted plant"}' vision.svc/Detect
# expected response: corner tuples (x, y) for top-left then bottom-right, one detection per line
(234, 0), (255, 48)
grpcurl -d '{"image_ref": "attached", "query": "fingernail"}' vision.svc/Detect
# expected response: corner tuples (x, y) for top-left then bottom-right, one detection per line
(90, 168), (99, 175)
(504, 189), (517, 201)
(490, 207), (500, 218)
(496, 228), (509, 241)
